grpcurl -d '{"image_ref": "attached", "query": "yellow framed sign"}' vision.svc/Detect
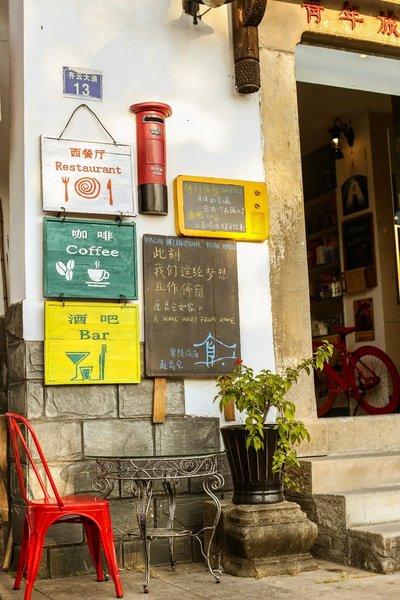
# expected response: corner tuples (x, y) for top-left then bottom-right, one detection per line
(174, 175), (268, 241)
(45, 301), (140, 385)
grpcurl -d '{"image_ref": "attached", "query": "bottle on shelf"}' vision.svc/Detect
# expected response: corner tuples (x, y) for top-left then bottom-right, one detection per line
(316, 244), (326, 265)
(323, 236), (335, 263)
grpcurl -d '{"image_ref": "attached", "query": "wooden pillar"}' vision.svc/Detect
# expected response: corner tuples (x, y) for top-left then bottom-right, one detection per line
(153, 378), (167, 423)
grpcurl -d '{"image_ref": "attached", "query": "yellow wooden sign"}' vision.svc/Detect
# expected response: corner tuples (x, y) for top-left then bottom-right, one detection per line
(174, 174), (269, 241)
(45, 301), (141, 385)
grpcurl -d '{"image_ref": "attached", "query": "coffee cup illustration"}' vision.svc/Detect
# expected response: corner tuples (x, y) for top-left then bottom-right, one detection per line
(88, 268), (110, 282)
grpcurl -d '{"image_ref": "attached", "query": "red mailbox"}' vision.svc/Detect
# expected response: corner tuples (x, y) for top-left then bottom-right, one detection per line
(130, 101), (172, 215)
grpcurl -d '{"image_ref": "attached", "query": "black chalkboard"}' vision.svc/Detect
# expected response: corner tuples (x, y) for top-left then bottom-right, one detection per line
(143, 234), (241, 377)
(181, 180), (246, 232)
(342, 213), (375, 271)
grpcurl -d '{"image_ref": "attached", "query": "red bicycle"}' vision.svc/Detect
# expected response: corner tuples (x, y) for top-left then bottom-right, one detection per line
(314, 326), (400, 417)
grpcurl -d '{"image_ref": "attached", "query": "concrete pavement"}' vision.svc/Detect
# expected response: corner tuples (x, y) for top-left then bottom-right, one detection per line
(0, 560), (400, 599)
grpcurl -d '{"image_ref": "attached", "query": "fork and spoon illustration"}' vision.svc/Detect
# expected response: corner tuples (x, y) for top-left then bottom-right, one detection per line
(61, 177), (113, 205)
(62, 177), (69, 202)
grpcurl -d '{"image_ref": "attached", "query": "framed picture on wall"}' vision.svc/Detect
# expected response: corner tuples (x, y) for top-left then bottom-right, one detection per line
(341, 174), (369, 216)
(353, 298), (374, 342)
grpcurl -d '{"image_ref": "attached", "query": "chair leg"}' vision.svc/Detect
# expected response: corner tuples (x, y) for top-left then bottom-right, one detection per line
(98, 526), (123, 598)
(14, 518), (30, 590)
(83, 519), (104, 581)
(23, 528), (46, 600)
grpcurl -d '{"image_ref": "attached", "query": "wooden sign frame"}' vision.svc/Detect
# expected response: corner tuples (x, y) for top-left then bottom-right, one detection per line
(174, 174), (268, 241)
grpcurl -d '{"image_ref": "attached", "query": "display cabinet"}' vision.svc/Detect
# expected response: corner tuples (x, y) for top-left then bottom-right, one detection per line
(305, 191), (344, 337)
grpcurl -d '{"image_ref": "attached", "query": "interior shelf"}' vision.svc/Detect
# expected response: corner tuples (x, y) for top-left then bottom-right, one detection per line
(305, 190), (344, 337)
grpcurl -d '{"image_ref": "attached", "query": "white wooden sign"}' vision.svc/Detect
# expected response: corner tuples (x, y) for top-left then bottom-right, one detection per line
(41, 136), (136, 216)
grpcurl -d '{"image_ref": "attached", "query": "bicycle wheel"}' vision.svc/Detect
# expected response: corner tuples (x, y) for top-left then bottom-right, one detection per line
(314, 368), (341, 417)
(349, 346), (400, 414)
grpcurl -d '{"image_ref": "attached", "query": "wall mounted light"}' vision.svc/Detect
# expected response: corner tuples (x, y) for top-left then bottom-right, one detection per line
(183, 0), (233, 24)
(328, 117), (355, 160)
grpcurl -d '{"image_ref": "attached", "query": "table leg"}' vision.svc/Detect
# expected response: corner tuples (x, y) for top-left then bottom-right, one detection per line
(195, 473), (224, 583)
(162, 478), (177, 569)
(134, 480), (153, 593)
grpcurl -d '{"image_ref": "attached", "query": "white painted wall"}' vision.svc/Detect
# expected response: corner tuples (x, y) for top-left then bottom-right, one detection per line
(8, 0), (274, 419)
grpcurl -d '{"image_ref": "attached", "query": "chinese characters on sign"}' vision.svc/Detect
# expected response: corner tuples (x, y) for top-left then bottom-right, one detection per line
(143, 235), (241, 377)
(45, 301), (141, 385)
(182, 181), (246, 233)
(301, 1), (400, 37)
(63, 67), (103, 100)
(41, 136), (136, 215)
(174, 175), (269, 241)
(43, 218), (138, 299)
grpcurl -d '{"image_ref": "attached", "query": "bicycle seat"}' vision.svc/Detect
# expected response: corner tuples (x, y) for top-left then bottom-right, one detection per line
(332, 326), (356, 336)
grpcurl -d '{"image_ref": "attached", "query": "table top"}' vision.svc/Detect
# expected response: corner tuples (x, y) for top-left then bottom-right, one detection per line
(87, 450), (225, 460)
(88, 451), (226, 482)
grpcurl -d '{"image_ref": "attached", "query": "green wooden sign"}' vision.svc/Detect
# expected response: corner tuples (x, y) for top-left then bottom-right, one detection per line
(44, 217), (138, 299)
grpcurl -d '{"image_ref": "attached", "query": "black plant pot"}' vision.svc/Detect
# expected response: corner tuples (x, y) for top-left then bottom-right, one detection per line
(221, 424), (285, 505)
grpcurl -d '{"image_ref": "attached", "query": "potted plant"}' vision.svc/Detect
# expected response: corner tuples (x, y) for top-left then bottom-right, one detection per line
(214, 341), (333, 505)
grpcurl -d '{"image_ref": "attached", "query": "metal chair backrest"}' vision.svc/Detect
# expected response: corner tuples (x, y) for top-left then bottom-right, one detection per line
(5, 412), (64, 508)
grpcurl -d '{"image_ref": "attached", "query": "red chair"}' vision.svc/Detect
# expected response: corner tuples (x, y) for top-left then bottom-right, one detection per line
(5, 412), (123, 600)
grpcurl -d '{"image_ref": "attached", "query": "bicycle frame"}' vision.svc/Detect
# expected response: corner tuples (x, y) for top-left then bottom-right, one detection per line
(322, 340), (376, 415)
(321, 337), (356, 405)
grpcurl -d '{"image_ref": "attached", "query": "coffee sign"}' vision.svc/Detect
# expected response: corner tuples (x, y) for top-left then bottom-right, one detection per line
(43, 217), (138, 299)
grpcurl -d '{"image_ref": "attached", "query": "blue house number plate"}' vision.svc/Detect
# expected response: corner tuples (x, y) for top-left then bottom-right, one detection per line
(63, 67), (103, 101)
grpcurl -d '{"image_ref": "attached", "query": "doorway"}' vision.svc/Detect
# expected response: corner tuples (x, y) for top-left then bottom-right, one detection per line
(295, 45), (400, 417)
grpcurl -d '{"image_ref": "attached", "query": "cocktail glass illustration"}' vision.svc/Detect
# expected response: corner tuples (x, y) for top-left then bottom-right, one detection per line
(80, 365), (93, 381)
(66, 351), (90, 381)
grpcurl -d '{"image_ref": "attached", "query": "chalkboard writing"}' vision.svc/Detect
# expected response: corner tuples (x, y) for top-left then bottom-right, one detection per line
(342, 213), (375, 271)
(174, 175), (268, 241)
(182, 180), (246, 232)
(143, 235), (241, 377)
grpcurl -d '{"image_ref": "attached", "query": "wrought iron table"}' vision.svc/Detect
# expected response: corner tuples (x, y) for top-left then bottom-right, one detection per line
(90, 452), (225, 593)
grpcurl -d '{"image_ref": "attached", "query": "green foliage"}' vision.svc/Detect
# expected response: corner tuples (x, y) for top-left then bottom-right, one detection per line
(214, 341), (333, 490)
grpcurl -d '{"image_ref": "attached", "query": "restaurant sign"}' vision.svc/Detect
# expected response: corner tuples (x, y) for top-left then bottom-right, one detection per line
(41, 136), (136, 215)
(45, 301), (141, 385)
(43, 218), (138, 299)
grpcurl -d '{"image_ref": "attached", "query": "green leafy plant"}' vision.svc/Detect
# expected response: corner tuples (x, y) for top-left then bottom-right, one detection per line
(214, 341), (333, 490)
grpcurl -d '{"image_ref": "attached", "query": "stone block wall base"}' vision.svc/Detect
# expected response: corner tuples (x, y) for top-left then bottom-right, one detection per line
(222, 552), (317, 578)
(219, 500), (318, 578)
(348, 527), (400, 574)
